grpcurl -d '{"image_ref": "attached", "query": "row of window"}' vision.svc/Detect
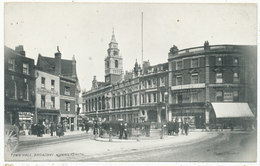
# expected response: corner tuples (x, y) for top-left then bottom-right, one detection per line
(40, 95), (71, 111)
(175, 57), (239, 70)
(141, 77), (165, 89)
(41, 95), (56, 108)
(7, 78), (29, 101)
(174, 72), (239, 85)
(141, 92), (165, 104)
(8, 58), (29, 75)
(41, 77), (70, 95)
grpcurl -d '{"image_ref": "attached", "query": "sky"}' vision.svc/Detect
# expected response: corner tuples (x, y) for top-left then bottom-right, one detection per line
(4, 2), (257, 92)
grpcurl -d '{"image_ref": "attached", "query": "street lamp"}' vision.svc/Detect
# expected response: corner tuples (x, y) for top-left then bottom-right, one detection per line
(164, 91), (169, 122)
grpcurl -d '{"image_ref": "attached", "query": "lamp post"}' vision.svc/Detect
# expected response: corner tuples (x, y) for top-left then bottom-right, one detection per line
(164, 92), (169, 122)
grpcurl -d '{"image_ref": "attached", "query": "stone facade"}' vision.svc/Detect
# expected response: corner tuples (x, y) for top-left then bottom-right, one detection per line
(35, 70), (60, 124)
(82, 33), (257, 129)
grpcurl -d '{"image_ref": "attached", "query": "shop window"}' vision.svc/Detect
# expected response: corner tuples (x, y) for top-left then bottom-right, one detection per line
(216, 91), (223, 102)
(8, 58), (15, 71)
(65, 101), (70, 111)
(41, 95), (46, 107)
(224, 92), (233, 102)
(41, 77), (45, 88)
(176, 76), (182, 85)
(216, 57), (223, 66)
(216, 72), (223, 83)
(51, 96), (55, 108)
(51, 80), (55, 90)
(233, 72), (239, 83)
(191, 58), (199, 68)
(233, 91), (239, 102)
(23, 63), (29, 75)
(65, 86), (70, 95)
(191, 73), (199, 84)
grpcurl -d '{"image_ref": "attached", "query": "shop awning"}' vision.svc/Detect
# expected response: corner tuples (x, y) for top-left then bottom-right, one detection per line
(211, 102), (255, 118)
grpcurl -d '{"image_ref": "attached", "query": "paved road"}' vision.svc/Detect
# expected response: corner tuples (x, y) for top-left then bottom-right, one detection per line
(17, 133), (92, 152)
(8, 131), (256, 162)
(85, 131), (257, 162)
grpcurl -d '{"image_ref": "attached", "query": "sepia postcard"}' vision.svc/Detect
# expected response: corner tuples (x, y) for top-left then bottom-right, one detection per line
(1, 1), (259, 165)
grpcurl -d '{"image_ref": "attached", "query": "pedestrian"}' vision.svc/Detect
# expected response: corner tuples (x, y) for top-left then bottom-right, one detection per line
(85, 121), (89, 133)
(119, 122), (123, 139)
(57, 122), (63, 137)
(50, 122), (54, 136)
(174, 119), (179, 136)
(184, 122), (189, 136)
(93, 121), (98, 135)
(53, 122), (57, 136)
(123, 122), (128, 139)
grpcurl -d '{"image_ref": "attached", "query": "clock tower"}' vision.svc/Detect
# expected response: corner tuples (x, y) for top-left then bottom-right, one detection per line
(105, 29), (123, 84)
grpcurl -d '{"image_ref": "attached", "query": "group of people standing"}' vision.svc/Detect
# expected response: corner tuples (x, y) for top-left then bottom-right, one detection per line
(119, 122), (128, 139)
(50, 122), (65, 137)
(167, 120), (190, 136)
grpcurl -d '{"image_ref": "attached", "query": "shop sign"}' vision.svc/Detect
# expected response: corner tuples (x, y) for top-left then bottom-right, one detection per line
(37, 88), (58, 96)
(224, 92), (233, 101)
(171, 83), (205, 90)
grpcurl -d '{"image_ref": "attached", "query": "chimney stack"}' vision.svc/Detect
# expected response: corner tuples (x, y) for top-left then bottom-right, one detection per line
(15, 45), (25, 56)
(55, 46), (61, 76)
(72, 55), (76, 79)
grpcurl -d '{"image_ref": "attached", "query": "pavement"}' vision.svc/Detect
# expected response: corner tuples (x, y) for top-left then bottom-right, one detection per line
(8, 131), (221, 161)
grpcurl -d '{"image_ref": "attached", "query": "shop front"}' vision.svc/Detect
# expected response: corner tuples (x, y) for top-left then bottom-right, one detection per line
(170, 103), (205, 129)
(211, 102), (255, 130)
(60, 114), (76, 131)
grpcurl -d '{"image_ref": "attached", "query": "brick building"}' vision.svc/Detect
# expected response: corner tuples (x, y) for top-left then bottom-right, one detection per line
(36, 47), (81, 131)
(4, 46), (36, 127)
(168, 43), (256, 128)
(82, 32), (256, 129)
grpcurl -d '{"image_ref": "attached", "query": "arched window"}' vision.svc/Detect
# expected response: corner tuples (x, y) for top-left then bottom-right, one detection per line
(115, 60), (118, 68)
(106, 61), (109, 68)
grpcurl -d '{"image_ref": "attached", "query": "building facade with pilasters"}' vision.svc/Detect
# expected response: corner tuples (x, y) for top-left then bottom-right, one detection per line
(82, 32), (256, 128)
(168, 44), (254, 128)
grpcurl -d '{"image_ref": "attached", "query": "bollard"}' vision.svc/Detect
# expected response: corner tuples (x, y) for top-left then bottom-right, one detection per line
(136, 127), (140, 142)
(109, 127), (112, 142)
(160, 126), (164, 139)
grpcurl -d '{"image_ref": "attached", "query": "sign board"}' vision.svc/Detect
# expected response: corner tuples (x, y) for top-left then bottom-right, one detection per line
(224, 92), (233, 102)
(171, 83), (205, 90)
